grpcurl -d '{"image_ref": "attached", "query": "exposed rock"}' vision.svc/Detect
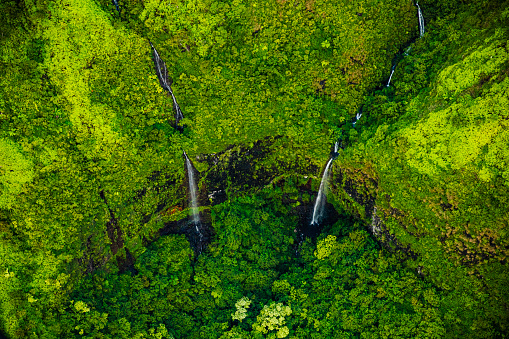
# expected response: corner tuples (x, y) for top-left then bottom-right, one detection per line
(158, 214), (214, 257)
(371, 206), (383, 237)
(332, 167), (377, 220)
(332, 167), (418, 259)
(99, 189), (138, 273)
(199, 136), (283, 201)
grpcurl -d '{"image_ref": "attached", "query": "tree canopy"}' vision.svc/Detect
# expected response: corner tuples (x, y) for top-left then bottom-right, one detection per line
(0, 0), (508, 338)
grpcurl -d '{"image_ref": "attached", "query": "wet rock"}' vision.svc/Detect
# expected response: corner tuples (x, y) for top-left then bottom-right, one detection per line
(200, 136), (282, 203)
(331, 168), (417, 259)
(158, 215), (214, 257)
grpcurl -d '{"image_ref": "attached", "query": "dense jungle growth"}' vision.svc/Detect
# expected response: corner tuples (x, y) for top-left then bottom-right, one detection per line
(0, 0), (508, 338)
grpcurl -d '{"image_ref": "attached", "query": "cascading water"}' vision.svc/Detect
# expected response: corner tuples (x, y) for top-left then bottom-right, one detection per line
(386, 64), (396, 87)
(386, 2), (425, 89)
(384, 3), (425, 91)
(352, 111), (362, 127)
(150, 41), (184, 125)
(184, 151), (203, 240)
(150, 41), (171, 91)
(170, 90), (184, 124)
(416, 2), (425, 37)
(332, 139), (342, 158)
(310, 157), (334, 226)
(112, 0), (121, 15)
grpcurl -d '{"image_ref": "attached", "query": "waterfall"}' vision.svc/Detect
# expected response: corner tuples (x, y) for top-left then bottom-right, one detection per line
(417, 2), (425, 37)
(170, 89), (184, 123)
(184, 151), (202, 238)
(150, 41), (184, 124)
(371, 206), (382, 236)
(332, 140), (341, 158)
(311, 157), (334, 225)
(386, 64), (396, 87)
(352, 112), (362, 127)
(149, 41), (171, 91)
(112, 0), (121, 15)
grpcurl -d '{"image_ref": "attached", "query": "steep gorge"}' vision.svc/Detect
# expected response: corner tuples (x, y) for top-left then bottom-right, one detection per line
(0, 0), (508, 338)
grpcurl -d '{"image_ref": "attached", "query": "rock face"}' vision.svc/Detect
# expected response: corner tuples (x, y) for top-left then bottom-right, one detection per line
(331, 166), (376, 222)
(99, 189), (137, 273)
(330, 166), (417, 258)
(330, 149), (509, 333)
(370, 206), (382, 237)
(121, 136), (324, 258)
(198, 136), (283, 206)
(158, 214), (213, 256)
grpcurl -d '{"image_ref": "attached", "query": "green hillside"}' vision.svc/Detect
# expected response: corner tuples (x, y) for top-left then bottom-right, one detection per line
(0, 0), (508, 338)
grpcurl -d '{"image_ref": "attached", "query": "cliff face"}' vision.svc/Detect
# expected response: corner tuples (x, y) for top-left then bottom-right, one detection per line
(329, 2), (509, 334)
(1, 0), (508, 337)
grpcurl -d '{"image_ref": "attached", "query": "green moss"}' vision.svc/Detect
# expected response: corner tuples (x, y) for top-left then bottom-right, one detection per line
(1, 0), (508, 338)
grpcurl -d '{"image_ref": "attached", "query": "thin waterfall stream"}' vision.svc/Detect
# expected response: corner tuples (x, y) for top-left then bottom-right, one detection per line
(386, 64), (396, 87)
(385, 3), (425, 87)
(150, 41), (184, 127)
(310, 141), (339, 226)
(352, 111), (362, 127)
(417, 1), (425, 37)
(170, 90), (184, 124)
(184, 151), (203, 242)
(295, 141), (340, 256)
(310, 159), (333, 226)
(112, 0), (121, 15)
(307, 1), (426, 229)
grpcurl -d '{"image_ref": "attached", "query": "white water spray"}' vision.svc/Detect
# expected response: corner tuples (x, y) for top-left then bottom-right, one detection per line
(150, 41), (184, 124)
(311, 157), (334, 225)
(184, 151), (202, 239)
(386, 64), (396, 87)
(352, 112), (362, 127)
(112, 0), (121, 15)
(170, 90), (184, 123)
(417, 2), (425, 37)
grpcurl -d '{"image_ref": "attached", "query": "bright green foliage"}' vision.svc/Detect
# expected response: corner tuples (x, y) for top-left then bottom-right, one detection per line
(61, 235), (191, 338)
(401, 37), (509, 178)
(436, 35), (508, 99)
(314, 235), (337, 260)
(0, 139), (34, 209)
(252, 302), (292, 338)
(232, 297), (252, 322)
(119, 0), (418, 164)
(0, 0), (508, 338)
(270, 229), (448, 339)
(332, 1), (509, 337)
